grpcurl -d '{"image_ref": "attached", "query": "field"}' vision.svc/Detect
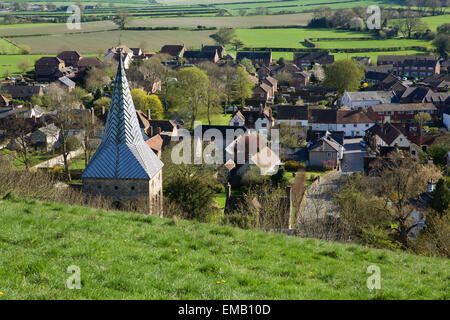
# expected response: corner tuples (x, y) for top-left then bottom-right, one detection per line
(0, 54), (46, 76)
(316, 38), (430, 49)
(0, 21), (118, 37)
(235, 28), (374, 48)
(0, 39), (22, 54)
(128, 13), (313, 29)
(9, 30), (217, 54)
(332, 50), (430, 63)
(420, 14), (450, 31)
(0, 196), (448, 299)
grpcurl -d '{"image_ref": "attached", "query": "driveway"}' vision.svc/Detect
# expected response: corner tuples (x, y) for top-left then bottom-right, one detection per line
(341, 138), (367, 174)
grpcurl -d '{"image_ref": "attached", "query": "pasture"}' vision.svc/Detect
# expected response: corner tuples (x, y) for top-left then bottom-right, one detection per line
(316, 38), (430, 49)
(0, 54), (45, 76)
(0, 38), (22, 54)
(235, 28), (373, 48)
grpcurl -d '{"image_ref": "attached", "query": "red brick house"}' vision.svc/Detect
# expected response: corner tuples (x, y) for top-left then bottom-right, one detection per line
(57, 51), (83, 67)
(368, 103), (438, 123)
(35, 57), (72, 82)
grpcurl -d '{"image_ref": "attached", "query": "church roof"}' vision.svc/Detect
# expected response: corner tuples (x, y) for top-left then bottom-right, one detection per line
(82, 51), (163, 180)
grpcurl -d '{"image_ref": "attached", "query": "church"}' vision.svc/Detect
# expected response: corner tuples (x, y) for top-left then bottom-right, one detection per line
(81, 50), (164, 216)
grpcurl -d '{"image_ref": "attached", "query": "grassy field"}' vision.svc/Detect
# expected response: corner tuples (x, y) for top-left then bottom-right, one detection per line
(316, 38), (430, 49)
(0, 54), (46, 76)
(388, 14), (450, 32)
(0, 39), (22, 54)
(10, 29), (216, 54)
(0, 196), (448, 299)
(332, 50), (431, 63)
(235, 28), (373, 48)
(198, 113), (232, 126)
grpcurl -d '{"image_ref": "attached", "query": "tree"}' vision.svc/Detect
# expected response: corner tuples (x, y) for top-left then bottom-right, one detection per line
(427, 143), (450, 167)
(115, 9), (130, 29)
(212, 28), (235, 46)
(128, 57), (167, 93)
(85, 66), (112, 93)
(436, 23), (450, 35)
(18, 44), (31, 54)
(199, 62), (225, 125)
(426, 0), (441, 16)
(323, 60), (364, 93)
(231, 39), (244, 51)
(7, 118), (34, 171)
(414, 112), (432, 127)
(239, 57), (255, 74)
(93, 97), (111, 111)
(232, 67), (254, 107)
(430, 179), (450, 216)
(432, 34), (450, 59)
(146, 94), (163, 120)
(393, 12), (428, 38)
(175, 67), (209, 129)
(338, 152), (442, 249)
(17, 58), (30, 74)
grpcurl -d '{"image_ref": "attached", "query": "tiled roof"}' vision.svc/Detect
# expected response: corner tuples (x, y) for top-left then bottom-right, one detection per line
(161, 45), (184, 56)
(369, 103), (436, 112)
(366, 122), (403, 146)
(308, 107), (336, 124)
(276, 105), (308, 120)
(345, 91), (397, 103)
(82, 51), (163, 180)
(336, 109), (376, 124)
(310, 136), (341, 152)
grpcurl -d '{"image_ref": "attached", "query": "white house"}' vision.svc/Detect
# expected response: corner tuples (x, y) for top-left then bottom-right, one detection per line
(308, 108), (376, 137)
(341, 91), (397, 109)
(104, 45), (134, 69)
(229, 107), (274, 136)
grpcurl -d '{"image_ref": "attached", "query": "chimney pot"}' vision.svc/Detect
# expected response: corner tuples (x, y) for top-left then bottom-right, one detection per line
(226, 183), (231, 201)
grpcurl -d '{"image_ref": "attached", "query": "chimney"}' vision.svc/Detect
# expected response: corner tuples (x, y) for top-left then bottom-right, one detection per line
(102, 105), (106, 115)
(259, 103), (263, 115)
(427, 178), (435, 193)
(147, 108), (151, 120)
(226, 183), (231, 202)
(156, 127), (161, 135)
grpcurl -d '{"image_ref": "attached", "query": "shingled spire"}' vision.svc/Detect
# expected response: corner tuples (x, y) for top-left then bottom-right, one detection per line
(82, 50), (163, 180)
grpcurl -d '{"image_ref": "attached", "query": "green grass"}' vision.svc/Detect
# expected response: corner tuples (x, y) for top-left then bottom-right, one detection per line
(235, 28), (372, 48)
(198, 113), (232, 126)
(0, 54), (45, 76)
(0, 38), (22, 54)
(332, 50), (431, 63)
(214, 192), (226, 210)
(317, 39), (430, 49)
(0, 196), (448, 299)
(0, 150), (57, 169)
(420, 14), (450, 31)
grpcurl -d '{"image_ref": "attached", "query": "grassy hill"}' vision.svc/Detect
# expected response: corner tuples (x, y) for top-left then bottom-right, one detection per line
(0, 195), (448, 300)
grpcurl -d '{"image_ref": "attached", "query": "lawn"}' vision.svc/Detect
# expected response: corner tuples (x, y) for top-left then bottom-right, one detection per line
(0, 196), (448, 299)
(0, 38), (22, 54)
(235, 28), (372, 48)
(198, 113), (232, 126)
(420, 14), (450, 31)
(0, 150), (57, 169)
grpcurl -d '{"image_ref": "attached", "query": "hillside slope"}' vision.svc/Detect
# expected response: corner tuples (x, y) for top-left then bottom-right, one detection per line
(0, 196), (448, 300)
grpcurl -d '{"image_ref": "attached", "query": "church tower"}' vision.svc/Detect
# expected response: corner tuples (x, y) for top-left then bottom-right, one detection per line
(82, 50), (164, 216)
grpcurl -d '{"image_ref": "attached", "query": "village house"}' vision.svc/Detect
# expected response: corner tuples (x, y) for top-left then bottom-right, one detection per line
(30, 123), (60, 152)
(201, 45), (226, 58)
(308, 135), (344, 169)
(55, 76), (76, 92)
(400, 86), (450, 108)
(293, 52), (334, 68)
(160, 44), (186, 58)
(420, 73), (450, 90)
(365, 122), (419, 152)
(104, 45), (134, 69)
(368, 103), (438, 123)
(229, 106), (274, 135)
(341, 91), (398, 109)
(308, 108), (376, 137)
(57, 51), (83, 67)
(82, 51), (164, 215)
(377, 55), (439, 78)
(275, 104), (308, 127)
(237, 51), (272, 66)
(262, 76), (277, 94)
(252, 83), (274, 102)
(183, 50), (219, 64)
(443, 107), (450, 130)
(1, 84), (44, 100)
(35, 57), (73, 82)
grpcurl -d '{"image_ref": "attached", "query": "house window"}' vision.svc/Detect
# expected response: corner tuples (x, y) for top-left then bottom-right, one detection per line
(365, 124), (369, 127)
(342, 124), (346, 128)
(131, 186), (135, 191)
(234, 122), (239, 126)
(261, 123), (267, 128)
(327, 152), (332, 159)
(354, 124), (357, 127)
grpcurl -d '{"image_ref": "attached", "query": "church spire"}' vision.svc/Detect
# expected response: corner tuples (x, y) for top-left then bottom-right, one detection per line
(82, 50), (163, 180)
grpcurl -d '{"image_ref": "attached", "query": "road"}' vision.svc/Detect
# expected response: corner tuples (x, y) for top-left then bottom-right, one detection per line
(341, 138), (367, 174)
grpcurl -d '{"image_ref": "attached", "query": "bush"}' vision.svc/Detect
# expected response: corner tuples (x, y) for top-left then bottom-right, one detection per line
(284, 160), (304, 172)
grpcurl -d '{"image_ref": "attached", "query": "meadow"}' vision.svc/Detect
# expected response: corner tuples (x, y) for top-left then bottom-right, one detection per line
(0, 196), (448, 299)
(0, 54), (45, 76)
(235, 28), (374, 48)
(316, 38), (430, 49)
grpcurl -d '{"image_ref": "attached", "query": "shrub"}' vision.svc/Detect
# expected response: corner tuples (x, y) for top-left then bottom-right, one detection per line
(284, 161), (304, 172)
